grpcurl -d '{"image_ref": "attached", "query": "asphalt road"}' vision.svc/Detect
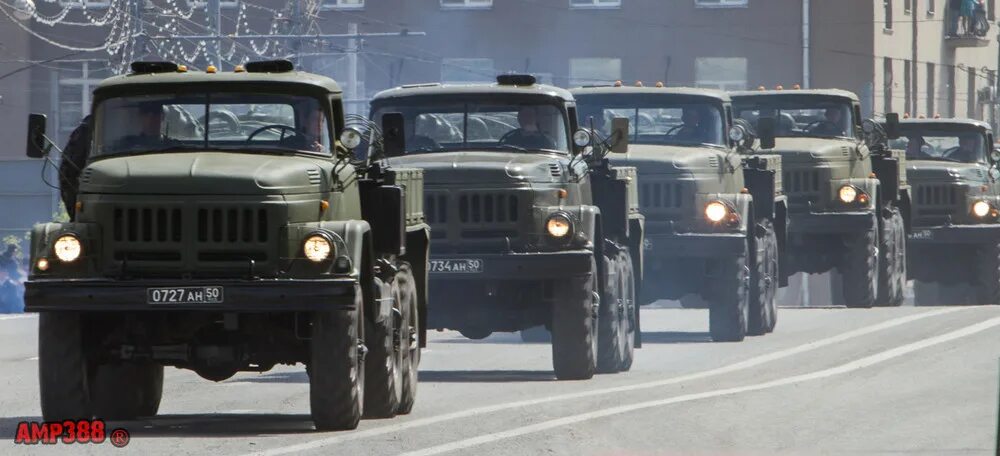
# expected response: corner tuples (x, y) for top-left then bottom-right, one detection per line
(1, 304), (999, 455)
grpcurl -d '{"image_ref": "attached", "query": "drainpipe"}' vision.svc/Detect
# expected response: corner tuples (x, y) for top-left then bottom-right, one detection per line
(802, 0), (810, 88)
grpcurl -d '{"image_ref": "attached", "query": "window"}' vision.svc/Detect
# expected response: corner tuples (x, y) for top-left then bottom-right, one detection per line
(946, 65), (956, 117)
(734, 98), (856, 139)
(904, 59), (912, 115)
(927, 62), (936, 116)
(570, 0), (622, 8)
(695, 57), (748, 91)
(441, 58), (496, 83)
(695, 0), (749, 7)
(440, 0), (492, 9)
(58, 0), (110, 8)
(575, 95), (728, 146)
(928, 0), (935, 14)
(968, 67), (977, 117)
(569, 58), (621, 86)
(885, 0), (893, 29)
(56, 61), (111, 140)
(321, 0), (364, 10)
(904, 0), (911, 13)
(892, 126), (988, 163)
(884, 58), (893, 113)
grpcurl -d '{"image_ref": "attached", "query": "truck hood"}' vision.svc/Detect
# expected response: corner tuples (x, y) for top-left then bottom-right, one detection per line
(765, 137), (856, 165)
(906, 160), (988, 183)
(80, 152), (327, 195)
(389, 151), (568, 185)
(612, 144), (728, 176)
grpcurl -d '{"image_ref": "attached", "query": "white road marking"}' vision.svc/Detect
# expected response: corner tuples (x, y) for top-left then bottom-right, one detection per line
(247, 307), (968, 456)
(0, 314), (34, 321)
(401, 315), (1000, 456)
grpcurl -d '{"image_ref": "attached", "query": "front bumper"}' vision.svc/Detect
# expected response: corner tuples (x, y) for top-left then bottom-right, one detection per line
(428, 250), (593, 281)
(788, 211), (876, 235)
(24, 278), (357, 312)
(644, 231), (746, 258)
(908, 224), (1000, 245)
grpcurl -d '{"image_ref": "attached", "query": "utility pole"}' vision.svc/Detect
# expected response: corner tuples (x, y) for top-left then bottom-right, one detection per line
(346, 23), (359, 114)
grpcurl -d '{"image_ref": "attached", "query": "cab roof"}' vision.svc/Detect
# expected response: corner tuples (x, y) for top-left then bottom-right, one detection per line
(730, 88), (860, 103)
(93, 70), (343, 96)
(571, 86), (730, 102)
(899, 118), (993, 132)
(372, 82), (574, 102)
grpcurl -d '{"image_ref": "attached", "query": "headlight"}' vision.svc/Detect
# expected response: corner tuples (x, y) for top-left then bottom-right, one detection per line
(53, 235), (82, 263)
(972, 200), (992, 218)
(705, 201), (729, 223)
(303, 234), (333, 262)
(546, 213), (573, 238)
(838, 185), (859, 203)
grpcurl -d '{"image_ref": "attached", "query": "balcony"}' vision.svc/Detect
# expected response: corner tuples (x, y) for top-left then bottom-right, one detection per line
(944, 6), (992, 47)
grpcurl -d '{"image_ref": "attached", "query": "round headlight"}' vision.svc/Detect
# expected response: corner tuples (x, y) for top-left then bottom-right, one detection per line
(339, 128), (363, 150)
(53, 235), (81, 263)
(838, 185), (859, 203)
(546, 213), (572, 238)
(573, 129), (592, 148)
(728, 125), (745, 143)
(972, 200), (991, 218)
(303, 234), (333, 262)
(705, 201), (728, 223)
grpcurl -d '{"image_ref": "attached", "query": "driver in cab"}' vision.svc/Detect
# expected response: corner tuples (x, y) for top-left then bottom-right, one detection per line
(808, 108), (848, 137)
(670, 107), (709, 143)
(501, 106), (557, 150)
(114, 103), (165, 151)
(950, 133), (982, 163)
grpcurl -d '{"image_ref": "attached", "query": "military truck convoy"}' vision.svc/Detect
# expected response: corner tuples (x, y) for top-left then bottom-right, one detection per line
(24, 59), (982, 427)
(890, 118), (1000, 305)
(573, 87), (786, 342)
(369, 75), (644, 378)
(731, 90), (910, 308)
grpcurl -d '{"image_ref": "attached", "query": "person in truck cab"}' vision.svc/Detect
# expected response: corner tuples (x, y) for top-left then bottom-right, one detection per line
(670, 107), (709, 143)
(113, 103), (166, 151)
(950, 133), (983, 162)
(808, 107), (848, 137)
(500, 106), (557, 150)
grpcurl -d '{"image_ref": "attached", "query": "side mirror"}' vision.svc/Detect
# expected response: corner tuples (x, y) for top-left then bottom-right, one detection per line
(26, 113), (48, 159)
(756, 116), (776, 150)
(884, 112), (900, 140)
(610, 117), (629, 154)
(381, 112), (406, 157)
(991, 147), (1000, 163)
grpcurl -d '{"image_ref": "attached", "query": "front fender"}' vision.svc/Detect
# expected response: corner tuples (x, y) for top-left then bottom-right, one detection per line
(286, 220), (371, 278)
(29, 222), (101, 279)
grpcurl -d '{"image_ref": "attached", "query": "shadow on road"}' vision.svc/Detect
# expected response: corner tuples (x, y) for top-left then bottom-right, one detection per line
(640, 331), (714, 344)
(419, 370), (555, 383)
(227, 371), (308, 384)
(0, 416), (40, 439)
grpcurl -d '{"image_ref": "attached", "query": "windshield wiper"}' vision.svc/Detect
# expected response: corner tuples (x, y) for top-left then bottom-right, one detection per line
(490, 144), (528, 152)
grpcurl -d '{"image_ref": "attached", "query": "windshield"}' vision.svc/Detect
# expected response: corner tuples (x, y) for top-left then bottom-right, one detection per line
(93, 93), (332, 157)
(734, 98), (856, 139)
(371, 99), (569, 154)
(576, 96), (726, 147)
(891, 127), (987, 163)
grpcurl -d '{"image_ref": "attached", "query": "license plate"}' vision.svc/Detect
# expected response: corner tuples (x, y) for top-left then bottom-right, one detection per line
(147, 286), (224, 304)
(429, 259), (484, 274)
(910, 229), (933, 240)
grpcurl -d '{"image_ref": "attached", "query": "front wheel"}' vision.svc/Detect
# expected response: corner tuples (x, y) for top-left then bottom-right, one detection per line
(974, 242), (1000, 305)
(709, 246), (750, 342)
(91, 363), (163, 420)
(396, 263), (421, 415)
(876, 207), (906, 307)
(551, 257), (598, 380)
(748, 219), (778, 335)
(364, 277), (403, 419)
(309, 285), (365, 431)
(39, 313), (92, 421)
(842, 227), (879, 308)
(597, 249), (636, 373)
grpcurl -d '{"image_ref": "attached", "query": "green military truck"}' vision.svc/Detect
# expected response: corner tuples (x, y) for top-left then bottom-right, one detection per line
(573, 87), (786, 342)
(369, 75), (644, 379)
(731, 90), (910, 308)
(22, 60), (429, 430)
(889, 118), (1000, 305)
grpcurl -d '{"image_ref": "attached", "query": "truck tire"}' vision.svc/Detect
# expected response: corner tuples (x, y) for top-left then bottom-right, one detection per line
(842, 227), (879, 308)
(309, 285), (364, 431)
(39, 312), (92, 421)
(91, 363), (163, 419)
(364, 277), (403, 418)
(876, 208), (906, 307)
(974, 241), (1000, 305)
(618, 250), (637, 371)
(709, 245), (750, 342)
(748, 219), (778, 336)
(551, 257), (598, 380)
(396, 263), (420, 415)
(597, 249), (636, 373)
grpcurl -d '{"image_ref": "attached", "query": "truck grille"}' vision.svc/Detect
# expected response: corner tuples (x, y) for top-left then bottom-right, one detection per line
(425, 194), (448, 225)
(424, 190), (522, 240)
(458, 193), (519, 223)
(783, 170), (821, 193)
(913, 184), (962, 226)
(197, 207), (269, 243)
(113, 207), (183, 243)
(639, 182), (683, 209)
(915, 184), (959, 206)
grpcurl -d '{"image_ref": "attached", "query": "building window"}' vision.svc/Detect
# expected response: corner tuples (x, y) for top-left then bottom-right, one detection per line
(904, 59), (912, 115)
(322, 0), (364, 10)
(695, 0), (749, 7)
(904, 0), (911, 13)
(56, 61), (111, 140)
(441, 0), (493, 9)
(968, 67), (978, 117)
(885, 0), (893, 29)
(441, 58), (496, 83)
(927, 62), (936, 116)
(928, 0), (935, 14)
(883, 58), (893, 113)
(946, 65), (956, 117)
(695, 57), (748, 90)
(58, 0), (110, 8)
(569, 58), (621, 86)
(570, 0), (622, 8)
